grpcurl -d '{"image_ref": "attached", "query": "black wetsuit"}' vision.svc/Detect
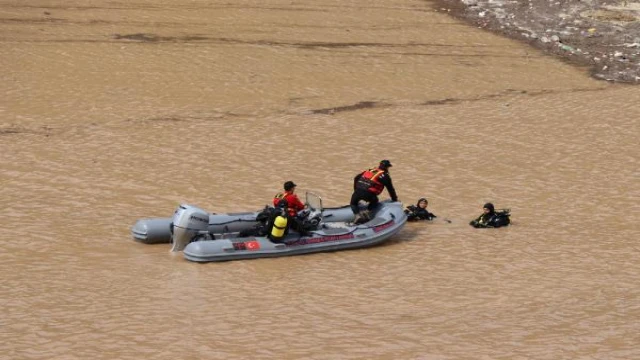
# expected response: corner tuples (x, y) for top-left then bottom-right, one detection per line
(469, 210), (511, 228)
(404, 205), (436, 221)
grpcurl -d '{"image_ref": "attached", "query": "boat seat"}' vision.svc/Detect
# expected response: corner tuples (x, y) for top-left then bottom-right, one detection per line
(365, 217), (387, 227)
(226, 211), (257, 216)
(321, 228), (352, 235)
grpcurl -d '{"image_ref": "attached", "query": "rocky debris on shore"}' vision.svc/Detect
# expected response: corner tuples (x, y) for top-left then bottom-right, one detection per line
(436, 0), (640, 83)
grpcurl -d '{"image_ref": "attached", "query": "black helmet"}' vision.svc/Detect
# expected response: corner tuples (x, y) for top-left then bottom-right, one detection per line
(417, 198), (428, 206)
(379, 160), (392, 169)
(483, 203), (495, 212)
(284, 181), (297, 191)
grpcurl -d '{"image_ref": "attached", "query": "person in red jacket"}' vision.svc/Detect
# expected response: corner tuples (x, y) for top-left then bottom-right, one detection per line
(273, 181), (306, 218)
(350, 160), (399, 224)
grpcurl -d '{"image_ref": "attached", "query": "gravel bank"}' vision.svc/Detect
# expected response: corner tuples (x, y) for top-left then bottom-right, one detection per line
(433, 0), (640, 83)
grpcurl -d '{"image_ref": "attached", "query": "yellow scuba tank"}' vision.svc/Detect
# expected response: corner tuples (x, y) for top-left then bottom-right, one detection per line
(270, 215), (288, 240)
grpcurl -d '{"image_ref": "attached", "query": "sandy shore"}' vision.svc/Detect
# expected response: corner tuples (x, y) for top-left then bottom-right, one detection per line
(434, 0), (640, 83)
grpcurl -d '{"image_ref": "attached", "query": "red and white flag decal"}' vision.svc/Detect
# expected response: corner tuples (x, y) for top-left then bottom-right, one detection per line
(245, 240), (261, 251)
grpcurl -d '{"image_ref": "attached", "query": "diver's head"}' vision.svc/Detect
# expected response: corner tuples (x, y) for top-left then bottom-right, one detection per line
(417, 198), (428, 208)
(483, 203), (495, 214)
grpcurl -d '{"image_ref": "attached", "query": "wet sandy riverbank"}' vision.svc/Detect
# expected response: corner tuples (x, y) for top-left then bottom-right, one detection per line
(434, 0), (640, 83)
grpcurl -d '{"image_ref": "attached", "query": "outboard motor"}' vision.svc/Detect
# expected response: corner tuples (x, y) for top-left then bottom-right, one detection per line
(170, 204), (210, 252)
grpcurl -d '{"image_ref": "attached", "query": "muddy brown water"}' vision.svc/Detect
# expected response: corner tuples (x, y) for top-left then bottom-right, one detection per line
(1, 1), (639, 359)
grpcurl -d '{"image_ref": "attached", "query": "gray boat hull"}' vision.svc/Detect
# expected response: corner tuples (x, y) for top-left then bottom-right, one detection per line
(183, 201), (407, 262)
(131, 205), (358, 244)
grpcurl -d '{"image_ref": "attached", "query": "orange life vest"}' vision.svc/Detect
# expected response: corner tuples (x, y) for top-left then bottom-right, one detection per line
(357, 168), (385, 195)
(273, 192), (297, 217)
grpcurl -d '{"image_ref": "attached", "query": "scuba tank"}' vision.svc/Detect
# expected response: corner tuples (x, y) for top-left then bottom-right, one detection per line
(268, 198), (289, 242)
(270, 214), (288, 242)
(493, 209), (511, 227)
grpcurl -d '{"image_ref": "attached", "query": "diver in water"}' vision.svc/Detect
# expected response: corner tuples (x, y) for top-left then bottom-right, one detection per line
(469, 203), (511, 228)
(404, 198), (437, 221)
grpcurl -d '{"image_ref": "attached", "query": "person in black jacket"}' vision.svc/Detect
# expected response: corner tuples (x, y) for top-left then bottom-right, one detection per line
(350, 160), (398, 224)
(404, 198), (437, 221)
(469, 203), (511, 228)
